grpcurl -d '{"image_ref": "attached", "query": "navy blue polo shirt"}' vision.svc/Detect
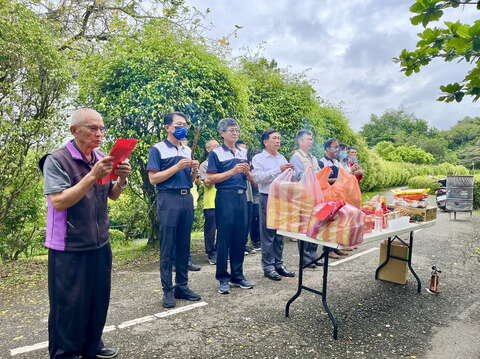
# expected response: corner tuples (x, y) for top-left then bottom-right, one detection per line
(147, 139), (193, 190)
(207, 144), (247, 190)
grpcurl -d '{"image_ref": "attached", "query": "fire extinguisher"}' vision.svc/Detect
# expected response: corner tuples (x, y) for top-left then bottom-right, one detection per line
(427, 265), (441, 294)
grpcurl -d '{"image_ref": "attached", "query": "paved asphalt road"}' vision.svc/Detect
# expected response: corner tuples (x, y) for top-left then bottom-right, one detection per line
(1, 211), (479, 359)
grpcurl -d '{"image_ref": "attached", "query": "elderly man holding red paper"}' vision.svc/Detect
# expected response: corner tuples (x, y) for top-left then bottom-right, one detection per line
(39, 108), (132, 359)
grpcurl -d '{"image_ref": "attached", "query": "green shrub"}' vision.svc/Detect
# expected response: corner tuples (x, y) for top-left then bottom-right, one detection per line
(361, 148), (469, 191)
(109, 229), (126, 244)
(407, 176), (441, 194)
(474, 175), (480, 209)
(374, 141), (434, 164)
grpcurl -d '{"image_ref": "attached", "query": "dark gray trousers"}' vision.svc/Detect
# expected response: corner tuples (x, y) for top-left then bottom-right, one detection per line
(259, 194), (285, 272)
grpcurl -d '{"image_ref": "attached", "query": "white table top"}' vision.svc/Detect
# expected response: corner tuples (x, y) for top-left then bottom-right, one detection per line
(277, 220), (436, 249)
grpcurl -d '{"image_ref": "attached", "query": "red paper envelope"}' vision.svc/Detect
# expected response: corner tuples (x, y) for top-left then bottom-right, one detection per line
(97, 139), (138, 184)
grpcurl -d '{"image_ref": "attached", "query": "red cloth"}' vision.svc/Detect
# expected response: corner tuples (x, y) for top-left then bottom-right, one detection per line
(97, 139), (138, 184)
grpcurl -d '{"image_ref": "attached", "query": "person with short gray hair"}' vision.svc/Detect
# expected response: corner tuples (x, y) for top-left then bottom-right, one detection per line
(39, 108), (131, 359)
(206, 118), (254, 294)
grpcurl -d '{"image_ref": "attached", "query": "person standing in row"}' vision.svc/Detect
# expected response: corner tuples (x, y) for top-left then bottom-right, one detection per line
(206, 118), (254, 294)
(199, 139), (220, 265)
(147, 112), (201, 308)
(318, 138), (349, 257)
(289, 130), (321, 268)
(40, 108), (131, 359)
(252, 129), (295, 281)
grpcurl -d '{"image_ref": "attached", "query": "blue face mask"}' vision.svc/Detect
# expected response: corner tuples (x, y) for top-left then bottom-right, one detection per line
(339, 151), (347, 161)
(173, 126), (188, 140)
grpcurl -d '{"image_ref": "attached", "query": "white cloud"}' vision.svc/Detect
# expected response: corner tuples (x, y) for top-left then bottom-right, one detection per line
(187, 0), (479, 130)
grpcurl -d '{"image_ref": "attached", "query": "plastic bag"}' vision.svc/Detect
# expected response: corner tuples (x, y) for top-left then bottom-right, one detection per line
(266, 167), (320, 233)
(307, 203), (365, 247)
(315, 167), (362, 208)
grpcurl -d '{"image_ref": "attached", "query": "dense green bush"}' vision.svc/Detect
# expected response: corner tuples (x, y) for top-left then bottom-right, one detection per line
(374, 141), (434, 164)
(361, 149), (469, 191)
(407, 176), (441, 194)
(474, 175), (480, 210)
(109, 229), (127, 244)
(108, 188), (151, 241)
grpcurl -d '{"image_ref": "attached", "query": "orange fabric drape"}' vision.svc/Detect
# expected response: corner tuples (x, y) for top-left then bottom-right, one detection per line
(315, 166), (362, 208)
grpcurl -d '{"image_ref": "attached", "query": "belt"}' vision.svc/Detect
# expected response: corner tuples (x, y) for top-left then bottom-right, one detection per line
(217, 189), (246, 194)
(158, 189), (190, 195)
(260, 193), (269, 197)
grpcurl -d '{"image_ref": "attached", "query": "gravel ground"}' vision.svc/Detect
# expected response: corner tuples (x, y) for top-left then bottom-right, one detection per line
(1, 211), (479, 359)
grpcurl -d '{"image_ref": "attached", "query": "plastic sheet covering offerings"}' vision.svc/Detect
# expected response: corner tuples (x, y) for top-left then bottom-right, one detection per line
(266, 168), (322, 233)
(315, 167), (362, 208)
(307, 203), (365, 247)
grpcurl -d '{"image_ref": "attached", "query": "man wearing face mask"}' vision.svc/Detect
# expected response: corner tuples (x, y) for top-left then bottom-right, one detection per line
(347, 147), (364, 183)
(318, 138), (349, 257)
(147, 112), (201, 308)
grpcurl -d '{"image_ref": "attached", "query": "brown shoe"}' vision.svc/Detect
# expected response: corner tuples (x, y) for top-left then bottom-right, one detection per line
(328, 252), (340, 259)
(336, 249), (348, 256)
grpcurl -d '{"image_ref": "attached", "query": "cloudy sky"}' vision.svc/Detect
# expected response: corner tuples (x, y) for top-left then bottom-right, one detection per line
(186, 0), (478, 131)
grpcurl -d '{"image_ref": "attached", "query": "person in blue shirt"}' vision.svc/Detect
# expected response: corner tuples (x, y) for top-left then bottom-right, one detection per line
(147, 112), (201, 308)
(206, 118), (254, 294)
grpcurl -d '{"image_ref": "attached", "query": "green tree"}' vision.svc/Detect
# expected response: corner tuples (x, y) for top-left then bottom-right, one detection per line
(374, 141), (435, 164)
(237, 57), (325, 154)
(78, 23), (249, 245)
(444, 116), (480, 149)
(0, 0), (71, 261)
(360, 109), (430, 146)
(396, 0), (480, 102)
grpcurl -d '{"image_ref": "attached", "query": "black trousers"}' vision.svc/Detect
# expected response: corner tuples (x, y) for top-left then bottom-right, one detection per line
(203, 208), (217, 256)
(215, 190), (248, 283)
(156, 192), (193, 291)
(247, 202), (261, 247)
(48, 244), (112, 359)
(298, 241), (318, 266)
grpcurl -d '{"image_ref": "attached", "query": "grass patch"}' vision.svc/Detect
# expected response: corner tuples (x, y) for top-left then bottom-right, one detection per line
(0, 232), (208, 295)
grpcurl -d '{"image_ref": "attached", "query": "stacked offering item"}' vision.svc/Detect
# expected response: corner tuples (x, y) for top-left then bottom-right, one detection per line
(306, 201), (365, 247)
(391, 189), (429, 208)
(266, 168), (320, 233)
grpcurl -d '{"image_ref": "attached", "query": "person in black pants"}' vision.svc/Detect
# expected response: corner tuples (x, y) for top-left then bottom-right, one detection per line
(252, 129), (295, 281)
(147, 112), (202, 308)
(40, 108), (131, 359)
(206, 118), (254, 294)
(199, 139), (220, 264)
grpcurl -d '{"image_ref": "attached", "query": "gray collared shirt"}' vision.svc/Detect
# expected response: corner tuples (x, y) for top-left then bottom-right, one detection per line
(252, 150), (288, 194)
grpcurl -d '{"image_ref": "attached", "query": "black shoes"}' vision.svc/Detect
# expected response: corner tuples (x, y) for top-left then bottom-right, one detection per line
(174, 286), (201, 301)
(276, 266), (295, 278)
(188, 263), (201, 271)
(96, 347), (119, 359)
(162, 290), (176, 308)
(264, 270), (282, 281)
(207, 254), (216, 265)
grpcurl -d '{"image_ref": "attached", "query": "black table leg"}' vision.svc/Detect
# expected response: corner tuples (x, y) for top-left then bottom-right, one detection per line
(375, 232), (422, 293)
(285, 240), (304, 318)
(321, 246), (338, 339)
(285, 243), (338, 339)
(407, 231), (421, 293)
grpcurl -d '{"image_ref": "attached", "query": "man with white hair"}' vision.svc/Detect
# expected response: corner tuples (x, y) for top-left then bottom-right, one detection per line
(39, 108), (131, 359)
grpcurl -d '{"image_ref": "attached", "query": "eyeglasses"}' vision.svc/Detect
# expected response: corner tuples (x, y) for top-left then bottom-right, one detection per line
(173, 123), (190, 129)
(226, 128), (240, 134)
(82, 125), (106, 134)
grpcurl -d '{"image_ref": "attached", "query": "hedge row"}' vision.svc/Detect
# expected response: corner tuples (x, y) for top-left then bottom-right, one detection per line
(360, 149), (469, 192)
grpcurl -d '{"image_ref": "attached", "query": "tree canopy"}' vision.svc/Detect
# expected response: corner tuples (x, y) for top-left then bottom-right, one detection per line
(396, 0), (480, 103)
